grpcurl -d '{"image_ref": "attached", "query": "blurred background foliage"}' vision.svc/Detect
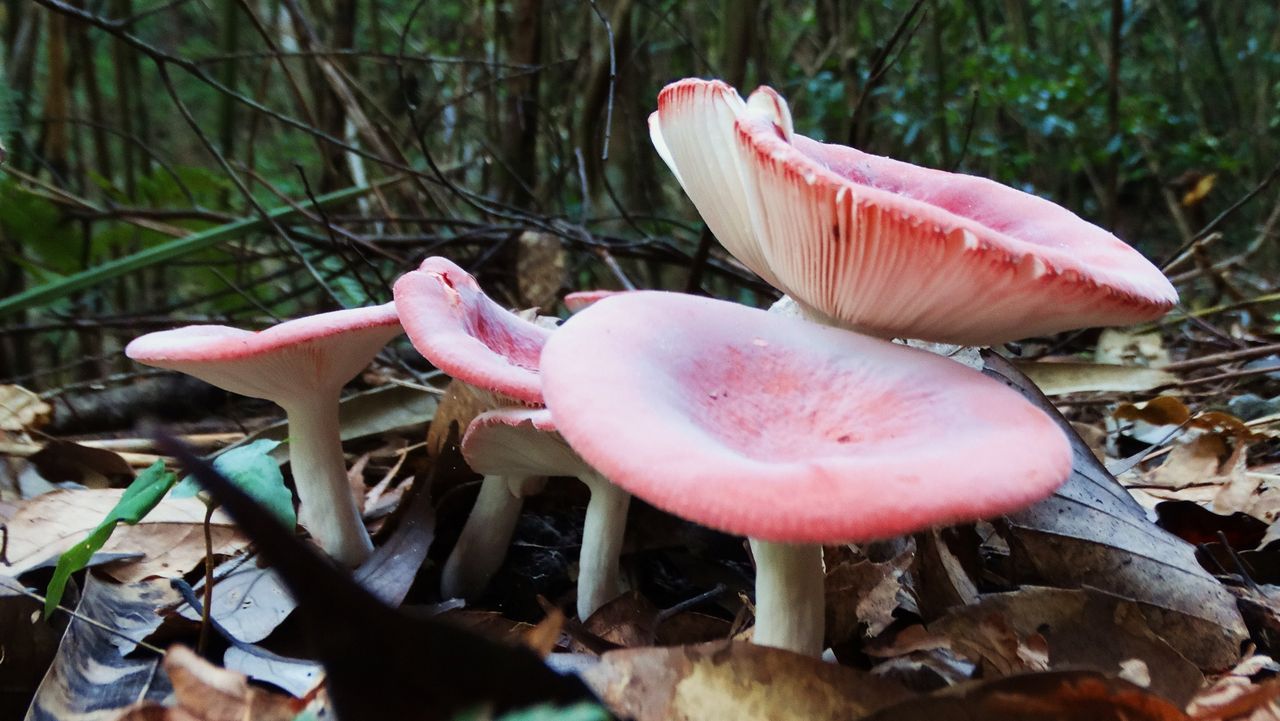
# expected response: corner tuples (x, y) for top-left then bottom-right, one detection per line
(0, 0), (1277, 393)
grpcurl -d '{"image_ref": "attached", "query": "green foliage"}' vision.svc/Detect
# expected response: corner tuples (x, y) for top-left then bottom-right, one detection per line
(452, 702), (613, 721)
(173, 439), (295, 529)
(44, 460), (178, 618)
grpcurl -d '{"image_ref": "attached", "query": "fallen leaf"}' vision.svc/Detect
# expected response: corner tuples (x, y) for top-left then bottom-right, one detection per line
(116, 646), (303, 721)
(930, 587), (1203, 705)
(825, 541), (914, 646)
(983, 351), (1248, 671)
(583, 591), (659, 648)
(1096, 329), (1170, 367)
(427, 381), (496, 458)
(28, 574), (176, 720)
(861, 670), (1187, 721)
(0, 384), (51, 431)
(1014, 360), (1176, 395)
(2, 487), (245, 582)
(582, 641), (913, 721)
(28, 440), (134, 487)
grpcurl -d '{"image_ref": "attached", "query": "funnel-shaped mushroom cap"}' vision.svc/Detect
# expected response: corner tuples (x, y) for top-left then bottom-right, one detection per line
(542, 292), (1072, 543)
(651, 79), (1177, 344)
(125, 304), (403, 402)
(394, 257), (551, 405)
(462, 408), (590, 477)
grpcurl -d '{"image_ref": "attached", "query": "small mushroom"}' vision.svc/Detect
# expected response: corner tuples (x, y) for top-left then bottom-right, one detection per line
(650, 79), (1177, 344)
(462, 408), (629, 620)
(125, 305), (403, 566)
(541, 291), (1071, 655)
(394, 257), (631, 615)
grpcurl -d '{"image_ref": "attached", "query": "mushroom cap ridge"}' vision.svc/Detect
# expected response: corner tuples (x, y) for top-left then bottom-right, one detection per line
(541, 291), (1072, 544)
(652, 79), (1178, 344)
(394, 257), (551, 405)
(125, 304), (402, 401)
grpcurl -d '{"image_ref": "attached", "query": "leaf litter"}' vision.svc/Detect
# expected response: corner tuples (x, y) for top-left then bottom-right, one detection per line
(7, 298), (1280, 720)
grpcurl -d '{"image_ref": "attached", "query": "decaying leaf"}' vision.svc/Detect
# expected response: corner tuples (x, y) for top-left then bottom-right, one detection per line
(427, 380), (495, 458)
(983, 352), (1248, 670)
(1096, 329), (1170, 367)
(28, 575), (176, 720)
(1014, 360), (1176, 396)
(583, 641), (912, 721)
(930, 587), (1203, 705)
(1, 487), (245, 582)
(824, 541), (914, 646)
(0, 384), (52, 431)
(860, 670), (1186, 721)
(115, 645), (301, 721)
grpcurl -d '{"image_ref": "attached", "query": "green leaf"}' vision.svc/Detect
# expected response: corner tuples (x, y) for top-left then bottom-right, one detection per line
(173, 440), (295, 529)
(44, 460), (177, 617)
(452, 702), (612, 721)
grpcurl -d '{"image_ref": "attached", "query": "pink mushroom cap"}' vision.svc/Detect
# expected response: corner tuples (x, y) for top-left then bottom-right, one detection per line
(393, 257), (551, 405)
(541, 291), (1072, 544)
(650, 79), (1178, 344)
(124, 304), (402, 400)
(564, 290), (627, 314)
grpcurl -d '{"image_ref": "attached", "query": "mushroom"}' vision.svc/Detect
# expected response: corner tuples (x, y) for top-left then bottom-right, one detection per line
(125, 304), (403, 566)
(394, 257), (631, 615)
(649, 79), (1177, 344)
(563, 290), (625, 314)
(461, 407), (629, 620)
(540, 291), (1071, 655)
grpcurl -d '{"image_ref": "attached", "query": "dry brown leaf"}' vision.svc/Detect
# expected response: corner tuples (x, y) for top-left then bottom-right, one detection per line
(426, 380), (497, 458)
(913, 528), (981, 618)
(983, 353), (1248, 671)
(1015, 360), (1176, 395)
(1097, 329), (1171, 367)
(862, 670), (1187, 721)
(582, 591), (659, 648)
(1148, 434), (1232, 490)
(1, 488), (246, 580)
(160, 645), (300, 721)
(940, 612), (1050, 677)
(931, 587), (1203, 705)
(0, 384), (52, 432)
(516, 230), (567, 310)
(30, 575), (177, 719)
(1116, 396), (1195, 427)
(583, 640), (912, 721)
(825, 542), (914, 646)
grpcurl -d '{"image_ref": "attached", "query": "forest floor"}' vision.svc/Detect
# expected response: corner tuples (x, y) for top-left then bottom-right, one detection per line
(4, 290), (1280, 720)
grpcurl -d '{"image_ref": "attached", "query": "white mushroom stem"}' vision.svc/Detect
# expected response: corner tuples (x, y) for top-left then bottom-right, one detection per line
(748, 539), (825, 656)
(283, 392), (373, 567)
(441, 474), (544, 599)
(577, 471), (631, 620)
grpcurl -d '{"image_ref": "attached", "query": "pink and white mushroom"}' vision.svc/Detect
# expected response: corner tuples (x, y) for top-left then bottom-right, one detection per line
(125, 305), (403, 566)
(649, 79), (1177, 344)
(394, 257), (631, 616)
(563, 290), (626, 314)
(461, 408), (629, 620)
(541, 291), (1072, 655)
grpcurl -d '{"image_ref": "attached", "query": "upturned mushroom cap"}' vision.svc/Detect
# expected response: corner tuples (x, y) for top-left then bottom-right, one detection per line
(394, 257), (551, 405)
(650, 79), (1177, 344)
(541, 291), (1072, 543)
(124, 304), (403, 401)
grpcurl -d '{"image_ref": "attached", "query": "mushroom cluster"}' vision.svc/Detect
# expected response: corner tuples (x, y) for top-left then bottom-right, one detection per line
(393, 257), (631, 621)
(124, 76), (1176, 663)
